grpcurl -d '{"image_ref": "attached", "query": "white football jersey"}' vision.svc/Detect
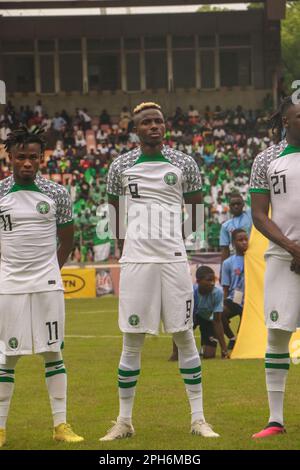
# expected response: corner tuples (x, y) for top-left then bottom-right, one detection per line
(249, 140), (300, 260)
(0, 175), (73, 293)
(107, 146), (202, 263)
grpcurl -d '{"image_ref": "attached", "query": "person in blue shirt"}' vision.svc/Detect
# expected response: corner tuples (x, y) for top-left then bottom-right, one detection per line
(221, 228), (248, 350)
(194, 266), (229, 359)
(219, 193), (252, 264)
(168, 266), (229, 361)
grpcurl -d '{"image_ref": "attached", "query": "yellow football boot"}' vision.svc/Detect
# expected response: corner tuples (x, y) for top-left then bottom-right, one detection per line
(53, 423), (84, 443)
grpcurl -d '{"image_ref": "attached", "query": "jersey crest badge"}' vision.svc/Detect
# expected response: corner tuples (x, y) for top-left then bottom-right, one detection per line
(36, 201), (50, 214)
(128, 314), (140, 326)
(164, 172), (178, 186)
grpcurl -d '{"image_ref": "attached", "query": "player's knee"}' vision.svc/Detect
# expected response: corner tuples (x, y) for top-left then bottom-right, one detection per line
(42, 351), (63, 363)
(123, 333), (145, 354)
(173, 330), (195, 350)
(267, 328), (292, 353)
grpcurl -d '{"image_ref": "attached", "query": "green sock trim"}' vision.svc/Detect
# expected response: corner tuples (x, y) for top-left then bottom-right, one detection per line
(184, 378), (202, 385)
(0, 377), (14, 383)
(118, 380), (137, 388)
(180, 366), (201, 374)
(118, 368), (140, 377)
(265, 353), (290, 359)
(265, 363), (290, 370)
(45, 360), (64, 368)
(0, 368), (14, 374)
(45, 368), (66, 378)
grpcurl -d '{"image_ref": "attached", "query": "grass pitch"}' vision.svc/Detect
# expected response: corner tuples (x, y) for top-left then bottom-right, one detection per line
(3, 296), (300, 450)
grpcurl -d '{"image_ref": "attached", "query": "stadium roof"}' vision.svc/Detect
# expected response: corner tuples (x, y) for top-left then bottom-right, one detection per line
(0, 0), (272, 9)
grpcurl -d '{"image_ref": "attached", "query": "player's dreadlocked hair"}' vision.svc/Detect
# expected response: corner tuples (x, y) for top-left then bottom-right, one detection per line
(133, 102), (162, 116)
(4, 125), (46, 153)
(269, 95), (294, 143)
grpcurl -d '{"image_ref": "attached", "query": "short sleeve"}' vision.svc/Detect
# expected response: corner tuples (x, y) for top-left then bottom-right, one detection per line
(249, 150), (270, 194)
(107, 158), (123, 199)
(213, 288), (224, 313)
(219, 223), (230, 247)
(56, 187), (73, 227)
(221, 259), (231, 287)
(182, 157), (202, 195)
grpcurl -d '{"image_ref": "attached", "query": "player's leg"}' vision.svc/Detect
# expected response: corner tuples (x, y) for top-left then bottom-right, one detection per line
(0, 355), (20, 447)
(173, 330), (218, 437)
(100, 332), (145, 442)
(253, 257), (299, 438)
(32, 292), (83, 442)
(162, 263), (219, 437)
(253, 328), (291, 438)
(0, 293), (32, 446)
(100, 263), (160, 441)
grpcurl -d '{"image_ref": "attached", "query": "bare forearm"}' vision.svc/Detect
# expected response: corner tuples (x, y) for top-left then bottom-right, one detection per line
(57, 245), (73, 269)
(213, 319), (227, 353)
(253, 213), (296, 255)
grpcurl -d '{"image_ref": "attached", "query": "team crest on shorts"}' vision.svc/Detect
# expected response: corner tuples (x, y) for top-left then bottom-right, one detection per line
(128, 314), (140, 326)
(36, 201), (50, 214)
(270, 310), (279, 322)
(164, 172), (178, 186)
(8, 337), (18, 349)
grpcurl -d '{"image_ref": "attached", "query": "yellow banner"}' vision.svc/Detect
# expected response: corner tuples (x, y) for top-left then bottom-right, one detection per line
(231, 226), (300, 359)
(61, 268), (96, 299)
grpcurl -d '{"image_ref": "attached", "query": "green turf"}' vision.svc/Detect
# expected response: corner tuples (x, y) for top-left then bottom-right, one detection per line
(2, 296), (300, 450)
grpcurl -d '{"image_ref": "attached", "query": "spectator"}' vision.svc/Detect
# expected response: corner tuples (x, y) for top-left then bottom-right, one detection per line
(219, 193), (252, 264)
(221, 228), (248, 351)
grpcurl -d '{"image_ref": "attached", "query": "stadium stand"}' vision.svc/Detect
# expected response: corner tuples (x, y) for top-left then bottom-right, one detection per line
(0, 100), (276, 262)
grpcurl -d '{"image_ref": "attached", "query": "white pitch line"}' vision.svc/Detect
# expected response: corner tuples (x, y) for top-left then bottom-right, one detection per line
(66, 310), (117, 315)
(65, 334), (200, 339)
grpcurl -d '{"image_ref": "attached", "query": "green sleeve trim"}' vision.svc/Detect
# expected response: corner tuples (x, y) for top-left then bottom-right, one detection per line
(249, 188), (270, 194)
(107, 192), (120, 200)
(183, 189), (202, 197)
(57, 219), (74, 228)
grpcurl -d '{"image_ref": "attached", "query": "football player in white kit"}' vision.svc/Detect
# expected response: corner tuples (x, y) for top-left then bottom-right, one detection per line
(0, 127), (83, 446)
(250, 96), (300, 438)
(100, 102), (219, 441)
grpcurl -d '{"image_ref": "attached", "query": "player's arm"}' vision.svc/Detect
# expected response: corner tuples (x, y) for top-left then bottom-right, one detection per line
(108, 195), (124, 256)
(251, 192), (300, 264)
(219, 224), (230, 265)
(57, 223), (74, 269)
(183, 191), (203, 233)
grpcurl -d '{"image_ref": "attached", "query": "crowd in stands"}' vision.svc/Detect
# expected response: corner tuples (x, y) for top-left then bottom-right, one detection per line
(0, 99), (276, 262)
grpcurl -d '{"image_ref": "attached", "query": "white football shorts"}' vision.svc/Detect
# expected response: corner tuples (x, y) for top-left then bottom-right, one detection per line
(119, 262), (193, 335)
(0, 291), (65, 356)
(264, 256), (300, 332)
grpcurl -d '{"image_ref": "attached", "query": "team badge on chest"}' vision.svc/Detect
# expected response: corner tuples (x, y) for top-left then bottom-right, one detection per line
(36, 201), (50, 214)
(164, 172), (178, 186)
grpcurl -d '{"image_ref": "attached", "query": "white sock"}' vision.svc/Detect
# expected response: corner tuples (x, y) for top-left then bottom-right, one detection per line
(118, 333), (145, 423)
(0, 356), (20, 429)
(42, 352), (67, 427)
(265, 329), (291, 426)
(173, 330), (205, 424)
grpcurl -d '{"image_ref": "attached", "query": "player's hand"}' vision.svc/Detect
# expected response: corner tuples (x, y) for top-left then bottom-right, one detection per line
(221, 350), (230, 359)
(290, 259), (300, 275)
